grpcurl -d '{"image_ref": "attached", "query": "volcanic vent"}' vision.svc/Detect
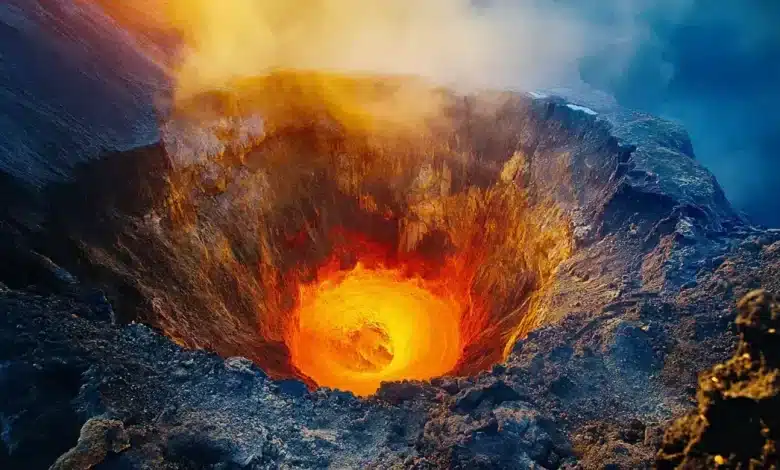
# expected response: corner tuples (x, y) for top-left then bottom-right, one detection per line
(69, 72), (583, 396)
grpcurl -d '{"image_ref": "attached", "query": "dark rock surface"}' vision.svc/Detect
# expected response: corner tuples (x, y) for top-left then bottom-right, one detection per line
(0, 0), (165, 186)
(0, 287), (573, 469)
(1, 223), (777, 469)
(2, 2), (780, 469)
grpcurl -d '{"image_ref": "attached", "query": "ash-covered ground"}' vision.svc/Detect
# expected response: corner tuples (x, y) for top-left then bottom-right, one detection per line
(2, 2), (780, 469)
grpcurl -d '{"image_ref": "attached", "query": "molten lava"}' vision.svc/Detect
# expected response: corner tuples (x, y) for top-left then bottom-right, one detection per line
(282, 228), (485, 396)
(288, 262), (464, 396)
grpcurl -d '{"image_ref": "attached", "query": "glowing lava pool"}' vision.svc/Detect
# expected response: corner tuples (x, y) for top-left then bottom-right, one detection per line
(288, 262), (464, 396)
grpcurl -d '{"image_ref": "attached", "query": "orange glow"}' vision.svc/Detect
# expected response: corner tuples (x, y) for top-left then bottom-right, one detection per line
(288, 263), (463, 396)
(284, 230), (487, 396)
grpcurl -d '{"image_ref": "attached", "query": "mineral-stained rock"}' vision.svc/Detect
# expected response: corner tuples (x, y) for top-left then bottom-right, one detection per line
(657, 290), (780, 468)
(50, 418), (130, 470)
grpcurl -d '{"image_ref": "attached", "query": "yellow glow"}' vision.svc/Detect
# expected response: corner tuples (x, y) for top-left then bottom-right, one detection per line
(288, 263), (463, 396)
(156, 0), (500, 102)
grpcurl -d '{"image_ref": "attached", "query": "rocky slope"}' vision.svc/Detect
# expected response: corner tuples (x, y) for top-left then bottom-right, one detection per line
(1, 219), (777, 469)
(0, 0), (165, 186)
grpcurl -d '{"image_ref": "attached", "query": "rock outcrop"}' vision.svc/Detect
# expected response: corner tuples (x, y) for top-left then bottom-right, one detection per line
(657, 290), (780, 468)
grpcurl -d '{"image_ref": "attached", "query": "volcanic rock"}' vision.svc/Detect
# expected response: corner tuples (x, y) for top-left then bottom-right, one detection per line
(50, 418), (130, 470)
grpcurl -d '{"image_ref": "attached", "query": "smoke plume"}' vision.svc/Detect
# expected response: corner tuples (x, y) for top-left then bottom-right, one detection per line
(94, 0), (780, 226)
(95, 0), (593, 98)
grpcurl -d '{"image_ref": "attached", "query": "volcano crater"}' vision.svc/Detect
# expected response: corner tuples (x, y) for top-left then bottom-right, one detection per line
(3, 72), (776, 469)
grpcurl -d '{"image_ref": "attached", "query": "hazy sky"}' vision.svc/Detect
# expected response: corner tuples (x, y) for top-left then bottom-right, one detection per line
(573, 0), (780, 226)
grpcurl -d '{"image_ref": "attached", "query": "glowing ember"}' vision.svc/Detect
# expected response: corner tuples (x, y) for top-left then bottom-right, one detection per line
(288, 262), (463, 396)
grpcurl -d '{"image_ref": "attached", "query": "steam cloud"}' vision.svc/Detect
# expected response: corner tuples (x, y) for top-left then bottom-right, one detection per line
(97, 0), (780, 226)
(150, 0), (592, 98)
